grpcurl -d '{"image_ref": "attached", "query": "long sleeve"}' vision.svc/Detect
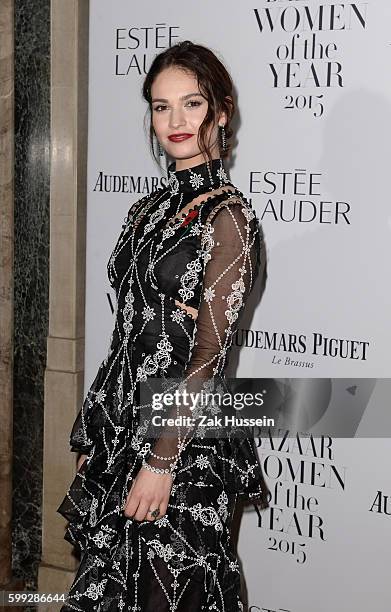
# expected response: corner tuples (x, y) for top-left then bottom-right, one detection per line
(143, 196), (263, 477)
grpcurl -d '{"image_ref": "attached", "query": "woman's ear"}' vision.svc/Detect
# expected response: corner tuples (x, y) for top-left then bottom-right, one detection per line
(219, 95), (233, 126)
(218, 113), (227, 127)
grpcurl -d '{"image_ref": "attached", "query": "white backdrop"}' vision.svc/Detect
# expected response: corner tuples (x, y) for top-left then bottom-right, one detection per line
(84, 1), (391, 610)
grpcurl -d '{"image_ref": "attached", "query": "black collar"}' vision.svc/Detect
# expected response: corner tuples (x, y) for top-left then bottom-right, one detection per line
(167, 158), (231, 196)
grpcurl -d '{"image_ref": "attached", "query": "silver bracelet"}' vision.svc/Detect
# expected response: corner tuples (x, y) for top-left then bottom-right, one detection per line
(141, 459), (175, 475)
(150, 450), (179, 461)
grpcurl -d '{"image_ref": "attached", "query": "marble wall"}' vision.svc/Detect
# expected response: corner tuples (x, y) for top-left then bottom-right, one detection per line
(13, 0), (50, 590)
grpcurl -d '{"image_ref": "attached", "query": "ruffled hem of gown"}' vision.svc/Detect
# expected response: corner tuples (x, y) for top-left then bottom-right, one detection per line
(58, 423), (269, 562)
(57, 426), (259, 611)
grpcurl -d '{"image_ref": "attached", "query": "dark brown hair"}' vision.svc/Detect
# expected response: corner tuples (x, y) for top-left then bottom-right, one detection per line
(142, 40), (235, 167)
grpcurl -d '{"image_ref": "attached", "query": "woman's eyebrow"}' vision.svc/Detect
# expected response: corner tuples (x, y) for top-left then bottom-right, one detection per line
(151, 93), (203, 103)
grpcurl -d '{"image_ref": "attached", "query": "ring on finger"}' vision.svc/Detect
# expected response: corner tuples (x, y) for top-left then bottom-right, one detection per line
(149, 507), (160, 519)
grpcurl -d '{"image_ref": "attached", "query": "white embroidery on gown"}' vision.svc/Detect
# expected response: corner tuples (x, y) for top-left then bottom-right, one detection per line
(57, 158), (269, 612)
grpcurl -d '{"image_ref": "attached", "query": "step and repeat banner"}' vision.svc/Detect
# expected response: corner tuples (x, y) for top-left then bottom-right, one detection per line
(84, 1), (391, 610)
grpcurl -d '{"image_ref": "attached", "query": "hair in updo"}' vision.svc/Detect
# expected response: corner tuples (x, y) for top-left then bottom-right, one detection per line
(142, 40), (235, 166)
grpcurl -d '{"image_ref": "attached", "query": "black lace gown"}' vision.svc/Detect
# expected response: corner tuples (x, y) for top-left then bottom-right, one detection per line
(57, 157), (269, 611)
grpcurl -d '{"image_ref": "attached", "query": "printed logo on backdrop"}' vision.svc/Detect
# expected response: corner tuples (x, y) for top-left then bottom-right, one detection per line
(115, 23), (180, 76)
(93, 171), (166, 195)
(253, 3), (367, 116)
(248, 168), (351, 226)
(252, 431), (346, 564)
(369, 490), (391, 516)
(234, 328), (369, 369)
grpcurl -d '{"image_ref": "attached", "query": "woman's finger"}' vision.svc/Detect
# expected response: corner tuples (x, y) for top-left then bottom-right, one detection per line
(159, 494), (170, 518)
(145, 498), (162, 522)
(123, 489), (140, 518)
(133, 498), (151, 522)
(148, 491), (172, 521)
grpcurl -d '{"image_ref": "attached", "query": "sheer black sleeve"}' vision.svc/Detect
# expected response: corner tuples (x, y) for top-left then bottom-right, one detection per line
(143, 196), (263, 477)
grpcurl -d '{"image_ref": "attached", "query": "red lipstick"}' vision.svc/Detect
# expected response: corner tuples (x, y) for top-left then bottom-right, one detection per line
(168, 133), (194, 142)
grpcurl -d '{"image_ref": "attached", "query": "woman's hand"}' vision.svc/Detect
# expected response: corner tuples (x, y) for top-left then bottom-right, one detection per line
(123, 466), (173, 522)
(77, 454), (88, 471)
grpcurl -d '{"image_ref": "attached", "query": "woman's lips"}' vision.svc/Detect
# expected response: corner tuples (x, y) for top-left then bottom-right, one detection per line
(168, 134), (194, 142)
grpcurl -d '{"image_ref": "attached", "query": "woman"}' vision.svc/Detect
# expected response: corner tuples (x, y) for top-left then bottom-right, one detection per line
(57, 40), (269, 611)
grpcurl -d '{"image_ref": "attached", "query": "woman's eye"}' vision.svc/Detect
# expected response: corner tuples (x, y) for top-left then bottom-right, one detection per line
(153, 100), (202, 112)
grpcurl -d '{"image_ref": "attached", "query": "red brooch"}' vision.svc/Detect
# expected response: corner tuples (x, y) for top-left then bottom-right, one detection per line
(180, 209), (199, 227)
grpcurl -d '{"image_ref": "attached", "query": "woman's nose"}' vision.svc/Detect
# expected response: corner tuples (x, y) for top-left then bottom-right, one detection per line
(169, 107), (186, 129)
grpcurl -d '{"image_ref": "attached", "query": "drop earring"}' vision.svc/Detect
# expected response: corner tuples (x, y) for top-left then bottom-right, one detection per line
(158, 140), (164, 157)
(219, 124), (227, 153)
(155, 134), (165, 157)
